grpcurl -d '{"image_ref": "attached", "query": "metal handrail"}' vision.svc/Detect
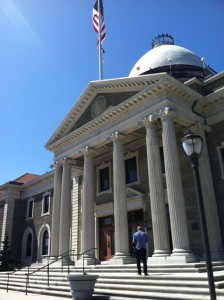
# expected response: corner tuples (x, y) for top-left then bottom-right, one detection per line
(7, 248), (98, 295)
(25, 249), (75, 295)
(6, 261), (30, 292)
(81, 248), (97, 275)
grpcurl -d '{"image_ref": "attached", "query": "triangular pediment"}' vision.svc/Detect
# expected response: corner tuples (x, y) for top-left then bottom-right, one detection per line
(126, 187), (143, 200)
(45, 74), (168, 149)
(45, 73), (202, 152)
(68, 90), (138, 134)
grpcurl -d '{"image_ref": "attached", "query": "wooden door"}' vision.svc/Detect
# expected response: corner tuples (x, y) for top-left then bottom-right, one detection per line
(99, 226), (114, 261)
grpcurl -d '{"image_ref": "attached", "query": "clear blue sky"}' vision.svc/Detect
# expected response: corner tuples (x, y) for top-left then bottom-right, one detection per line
(0, 0), (224, 185)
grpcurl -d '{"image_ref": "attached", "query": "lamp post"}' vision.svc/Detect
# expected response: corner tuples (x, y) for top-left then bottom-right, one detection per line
(181, 133), (216, 300)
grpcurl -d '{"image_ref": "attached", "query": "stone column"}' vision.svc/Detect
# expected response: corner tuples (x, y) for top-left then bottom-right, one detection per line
(76, 147), (99, 266)
(193, 124), (224, 260)
(159, 107), (195, 262)
(81, 146), (96, 264)
(50, 164), (62, 257)
(109, 132), (132, 264)
(59, 159), (71, 256)
(144, 116), (170, 259)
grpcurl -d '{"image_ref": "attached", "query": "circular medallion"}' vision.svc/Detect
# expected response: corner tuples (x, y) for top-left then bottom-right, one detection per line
(91, 96), (106, 118)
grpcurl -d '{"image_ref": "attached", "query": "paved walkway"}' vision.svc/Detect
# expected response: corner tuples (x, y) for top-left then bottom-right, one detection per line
(0, 290), (156, 300)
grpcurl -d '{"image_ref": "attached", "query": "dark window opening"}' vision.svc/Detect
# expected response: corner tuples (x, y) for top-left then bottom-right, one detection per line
(42, 230), (49, 255)
(43, 195), (50, 214)
(125, 157), (137, 184)
(26, 233), (32, 256)
(28, 201), (33, 218)
(99, 167), (110, 192)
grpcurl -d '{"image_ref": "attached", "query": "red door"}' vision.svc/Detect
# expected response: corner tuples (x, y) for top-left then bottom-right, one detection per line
(99, 226), (114, 261)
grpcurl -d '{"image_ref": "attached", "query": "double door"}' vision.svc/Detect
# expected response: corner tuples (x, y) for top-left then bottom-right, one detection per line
(99, 210), (144, 261)
(99, 226), (114, 261)
(99, 216), (115, 261)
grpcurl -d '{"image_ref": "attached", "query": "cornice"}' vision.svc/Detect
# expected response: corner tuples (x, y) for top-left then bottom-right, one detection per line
(202, 87), (224, 116)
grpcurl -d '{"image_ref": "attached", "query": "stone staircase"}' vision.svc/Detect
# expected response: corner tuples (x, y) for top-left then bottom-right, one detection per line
(0, 262), (224, 299)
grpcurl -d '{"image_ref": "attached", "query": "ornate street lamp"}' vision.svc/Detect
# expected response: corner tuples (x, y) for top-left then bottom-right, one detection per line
(181, 133), (216, 300)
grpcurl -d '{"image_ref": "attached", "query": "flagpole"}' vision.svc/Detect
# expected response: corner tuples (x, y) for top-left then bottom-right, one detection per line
(98, 0), (103, 80)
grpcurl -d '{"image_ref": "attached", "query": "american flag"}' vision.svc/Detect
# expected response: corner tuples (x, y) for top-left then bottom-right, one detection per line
(92, 0), (106, 47)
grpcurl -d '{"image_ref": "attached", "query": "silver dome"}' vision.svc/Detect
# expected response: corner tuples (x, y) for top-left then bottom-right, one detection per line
(129, 35), (204, 78)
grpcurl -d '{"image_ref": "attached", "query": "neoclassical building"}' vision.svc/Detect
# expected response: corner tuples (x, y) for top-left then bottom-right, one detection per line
(1, 34), (224, 265)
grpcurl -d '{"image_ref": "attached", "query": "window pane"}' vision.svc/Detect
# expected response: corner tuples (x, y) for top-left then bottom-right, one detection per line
(26, 233), (32, 256)
(42, 230), (49, 255)
(125, 157), (137, 184)
(28, 201), (33, 218)
(99, 167), (110, 192)
(43, 195), (49, 214)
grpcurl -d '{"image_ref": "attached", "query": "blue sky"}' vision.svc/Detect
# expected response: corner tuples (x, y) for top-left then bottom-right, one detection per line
(0, 0), (224, 185)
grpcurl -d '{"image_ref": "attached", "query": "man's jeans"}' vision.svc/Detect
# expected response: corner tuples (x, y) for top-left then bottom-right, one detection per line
(135, 248), (147, 275)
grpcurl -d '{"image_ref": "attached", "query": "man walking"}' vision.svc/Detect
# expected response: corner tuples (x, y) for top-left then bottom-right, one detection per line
(133, 225), (148, 276)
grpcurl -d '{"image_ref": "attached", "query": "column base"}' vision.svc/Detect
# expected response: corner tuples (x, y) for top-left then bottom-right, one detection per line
(152, 250), (171, 257)
(149, 253), (198, 264)
(148, 256), (170, 264)
(48, 256), (59, 263)
(76, 254), (101, 267)
(169, 252), (199, 263)
(109, 253), (135, 265)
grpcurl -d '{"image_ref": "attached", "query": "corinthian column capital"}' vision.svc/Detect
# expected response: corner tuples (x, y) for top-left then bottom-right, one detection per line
(107, 131), (125, 143)
(142, 114), (158, 128)
(159, 107), (176, 120)
(78, 146), (94, 157)
(51, 162), (62, 169)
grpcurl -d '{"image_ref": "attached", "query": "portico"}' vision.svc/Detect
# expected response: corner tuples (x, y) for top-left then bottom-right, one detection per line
(46, 71), (224, 264)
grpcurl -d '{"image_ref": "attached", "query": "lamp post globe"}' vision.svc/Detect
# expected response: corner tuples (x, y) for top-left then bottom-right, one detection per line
(181, 133), (203, 159)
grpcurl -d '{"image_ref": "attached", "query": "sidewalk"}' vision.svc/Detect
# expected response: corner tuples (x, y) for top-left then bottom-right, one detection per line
(0, 290), (154, 300)
(0, 291), (106, 300)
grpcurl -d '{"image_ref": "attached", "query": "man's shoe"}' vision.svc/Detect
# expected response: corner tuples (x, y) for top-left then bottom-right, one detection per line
(137, 273), (141, 275)
(144, 273), (149, 276)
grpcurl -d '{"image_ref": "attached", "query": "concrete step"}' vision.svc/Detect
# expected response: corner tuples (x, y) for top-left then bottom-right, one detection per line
(0, 262), (224, 300)
(94, 289), (224, 300)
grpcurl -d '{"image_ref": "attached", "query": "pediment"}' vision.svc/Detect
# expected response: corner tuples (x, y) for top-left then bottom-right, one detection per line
(69, 90), (137, 134)
(126, 187), (143, 200)
(45, 73), (201, 152)
(45, 74), (169, 149)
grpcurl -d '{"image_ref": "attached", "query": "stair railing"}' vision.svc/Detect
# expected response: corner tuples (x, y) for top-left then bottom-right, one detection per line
(6, 261), (31, 293)
(6, 248), (98, 295)
(24, 247), (97, 295)
(81, 247), (97, 275)
(25, 249), (76, 295)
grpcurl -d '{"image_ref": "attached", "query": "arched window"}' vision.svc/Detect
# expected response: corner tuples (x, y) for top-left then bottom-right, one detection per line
(26, 233), (32, 257)
(42, 230), (49, 255)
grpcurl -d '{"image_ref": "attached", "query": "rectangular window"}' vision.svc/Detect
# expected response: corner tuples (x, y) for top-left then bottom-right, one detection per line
(125, 156), (137, 184)
(97, 163), (111, 195)
(27, 199), (34, 219)
(99, 167), (110, 192)
(42, 194), (50, 215)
